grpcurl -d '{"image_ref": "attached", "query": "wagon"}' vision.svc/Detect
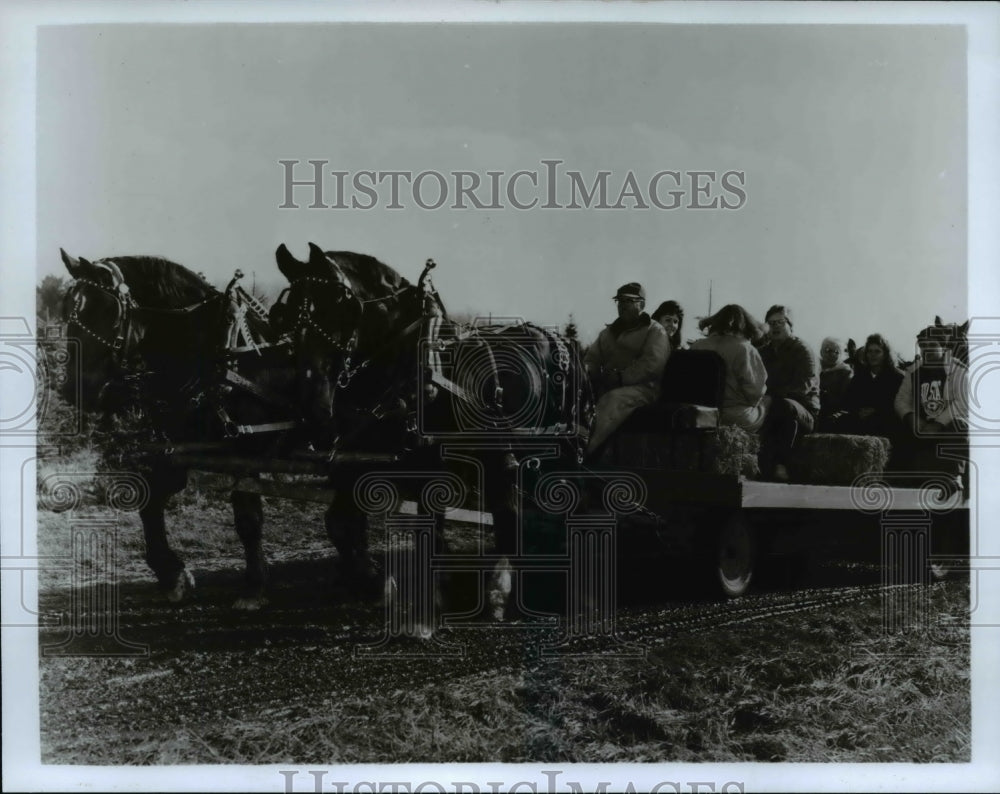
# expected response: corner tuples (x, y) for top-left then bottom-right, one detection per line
(158, 414), (969, 608)
(144, 325), (969, 608)
(594, 347), (970, 599)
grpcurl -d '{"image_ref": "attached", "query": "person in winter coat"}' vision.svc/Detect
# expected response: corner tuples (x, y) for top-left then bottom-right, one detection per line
(758, 304), (820, 481)
(689, 304), (768, 432)
(817, 336), (853, 430)
(584, 282), (670, 456)
(651, 299), (685, 352)
(893, 325), (969, 486)
(829, 333), (904, 439)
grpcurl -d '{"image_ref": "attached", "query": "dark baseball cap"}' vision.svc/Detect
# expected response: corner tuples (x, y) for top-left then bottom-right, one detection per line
(614, 282), (645, 300)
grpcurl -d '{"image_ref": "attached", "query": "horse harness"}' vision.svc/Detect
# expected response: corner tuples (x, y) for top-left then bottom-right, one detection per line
(283, 257), (592, 452)
(212, 269), (300, 437)
(65, 262), (142, 368)
(69, 263), (299, 438)
(279, 258), (504, 448)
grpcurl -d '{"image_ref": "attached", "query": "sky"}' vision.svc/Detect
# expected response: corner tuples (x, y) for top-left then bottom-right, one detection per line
(35, 21), (968, 358)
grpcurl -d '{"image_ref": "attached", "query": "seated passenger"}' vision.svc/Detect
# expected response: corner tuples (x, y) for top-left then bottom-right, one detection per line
(584, 282), (670, 457)
(828, 333), (904, 439)
(758, 304), (820, 482)
(651, 300), (685, 351)
(689, 304), (768, 432)
(817, 336), (853, 430)
(893, 325), (968, 486)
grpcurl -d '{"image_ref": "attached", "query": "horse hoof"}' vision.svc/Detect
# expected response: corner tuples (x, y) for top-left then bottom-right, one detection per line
(165, 569), (195, 604)
(487, 558), (513, 621)
(384, 575), (398, 604)
(233, 595), (269, 611)
(411, 623), (435, 640)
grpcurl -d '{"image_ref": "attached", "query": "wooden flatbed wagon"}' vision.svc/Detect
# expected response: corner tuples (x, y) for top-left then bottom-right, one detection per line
(616, 467), (969, 598)
(146, 329), (969, 605)
(158, 443), (968, 603)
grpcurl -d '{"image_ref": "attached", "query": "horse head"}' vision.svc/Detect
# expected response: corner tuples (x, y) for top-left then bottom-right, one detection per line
(60, 249), (226, 413)
(918, 316), (970, 368)
(842, 338), (866, 372)
(60, 248), (141, 410)
(274, 242), (423, 448)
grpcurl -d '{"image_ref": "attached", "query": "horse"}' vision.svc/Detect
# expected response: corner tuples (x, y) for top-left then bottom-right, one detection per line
(58, 249), (300, 609)
(844, 338), (865, 371)
(922, 316), (970, 367)
(848, 318), (969, 372)
(272, 242), (592, 628)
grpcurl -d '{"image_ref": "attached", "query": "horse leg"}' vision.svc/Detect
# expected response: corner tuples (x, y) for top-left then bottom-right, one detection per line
(408, 512), (449, 639)
(325, 492), (381, 600)
(231, 486), (267, 611)
(484, 452), (519, 621)
(138, 464), (194, 604)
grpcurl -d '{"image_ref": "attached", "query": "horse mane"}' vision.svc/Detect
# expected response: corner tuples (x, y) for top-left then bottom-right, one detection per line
(324, 251), (412, 300)
(101, 255), (219, 309)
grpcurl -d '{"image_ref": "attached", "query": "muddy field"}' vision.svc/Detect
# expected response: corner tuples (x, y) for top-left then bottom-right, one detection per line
(35, 487), (971, 766)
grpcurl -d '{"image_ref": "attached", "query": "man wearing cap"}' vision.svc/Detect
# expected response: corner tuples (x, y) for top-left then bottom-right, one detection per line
(583, 282), (670, 456)
(758, 304), (820, 480)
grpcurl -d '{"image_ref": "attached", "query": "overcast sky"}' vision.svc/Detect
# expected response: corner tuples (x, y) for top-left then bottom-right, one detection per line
(37, 22), (967, 357)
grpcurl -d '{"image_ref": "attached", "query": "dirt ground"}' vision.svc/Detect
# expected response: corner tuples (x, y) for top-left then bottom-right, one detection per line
(35, 494), (972, 765)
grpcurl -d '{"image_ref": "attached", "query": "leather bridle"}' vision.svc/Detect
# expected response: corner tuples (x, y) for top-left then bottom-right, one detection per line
(66, 261), (219, 370)
(65, 263), (139, 368)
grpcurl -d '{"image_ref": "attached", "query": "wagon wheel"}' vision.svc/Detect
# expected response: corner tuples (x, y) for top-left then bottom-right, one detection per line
(716, 510), (756, 598)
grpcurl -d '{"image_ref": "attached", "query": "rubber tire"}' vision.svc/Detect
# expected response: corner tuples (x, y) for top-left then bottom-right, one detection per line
(716, 510), (756, 598)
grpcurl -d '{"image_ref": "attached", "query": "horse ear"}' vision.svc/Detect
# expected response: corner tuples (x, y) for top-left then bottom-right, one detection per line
(935, 315), (943, 326)
(60, 248), (83, 278)
(960, 319), (970, 333)
(77, 257), (110, 284)
(306, 242), (326, 266)
(275, 244), (304, 281)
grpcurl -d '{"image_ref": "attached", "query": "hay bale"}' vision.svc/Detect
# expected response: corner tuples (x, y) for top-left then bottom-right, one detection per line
(709, 425), (761, 479)
(606, 418), (760, 478)
(669, 431), (710, 472)
(789, 433), (890, 485)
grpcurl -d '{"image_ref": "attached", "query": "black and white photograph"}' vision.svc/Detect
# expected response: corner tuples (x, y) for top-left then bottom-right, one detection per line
(2, 1), (999, 791)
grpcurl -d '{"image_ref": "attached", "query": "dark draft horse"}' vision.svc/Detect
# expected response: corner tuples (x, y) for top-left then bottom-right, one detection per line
(273, 242), (593, 629)
(845, 316), (970, 372)
(58, 249), (298, 609)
